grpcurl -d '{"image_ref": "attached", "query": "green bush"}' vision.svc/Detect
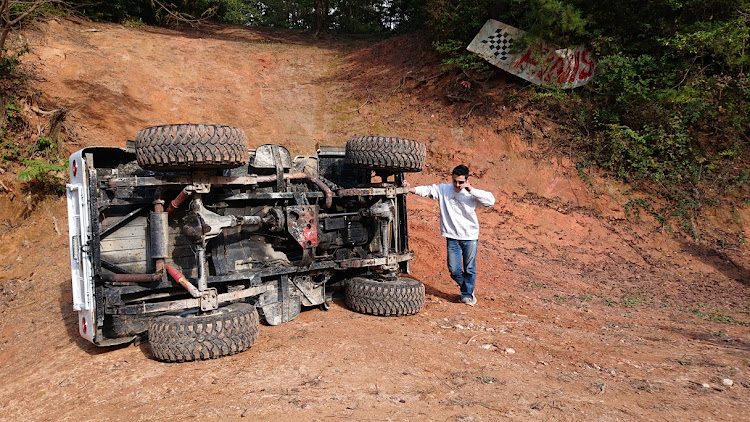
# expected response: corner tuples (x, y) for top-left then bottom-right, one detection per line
(484, 0), (749, 238)
(433, 39), (490, 73)
(425, 0), (496, 73)
(0, 45), (29, 77)
(18, 159), (67, 194)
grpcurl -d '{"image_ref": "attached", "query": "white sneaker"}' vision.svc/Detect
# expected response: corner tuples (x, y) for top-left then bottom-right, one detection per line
(462, 295), (477, 306)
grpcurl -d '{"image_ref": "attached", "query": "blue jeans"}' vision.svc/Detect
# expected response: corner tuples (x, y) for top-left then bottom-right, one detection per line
(446, 238), (477, 299)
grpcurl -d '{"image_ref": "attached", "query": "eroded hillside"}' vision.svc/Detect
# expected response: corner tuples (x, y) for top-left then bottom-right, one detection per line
(0, 17), (748, 421)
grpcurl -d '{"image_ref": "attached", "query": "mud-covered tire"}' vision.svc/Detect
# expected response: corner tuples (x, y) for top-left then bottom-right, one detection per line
(345, 277), (425, 316)
(345, 136), (425, 172)
(135, 123), (249, 170)
(148, 302), (259, 363)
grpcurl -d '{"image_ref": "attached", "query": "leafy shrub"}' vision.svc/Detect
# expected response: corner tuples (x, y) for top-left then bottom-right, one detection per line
(425, 0), (496, 74)
(122, 17), (146, 27)
(487, 0), (749, 238)
(0, 44), (29, 77)
(432, 39), (490, 73)
(27, 136), (60, 159)
(18, 159), (67, 194)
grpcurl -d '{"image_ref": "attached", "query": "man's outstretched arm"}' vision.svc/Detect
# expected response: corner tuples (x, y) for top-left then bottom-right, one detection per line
(402, 180), (439, 199)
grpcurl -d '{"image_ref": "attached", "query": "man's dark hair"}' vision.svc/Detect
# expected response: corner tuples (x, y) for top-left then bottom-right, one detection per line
(452, 164), (469, 177)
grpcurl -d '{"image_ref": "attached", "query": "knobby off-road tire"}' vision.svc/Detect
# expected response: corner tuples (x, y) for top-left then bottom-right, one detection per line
(345, 277), (425, 317)
(148, 302), (259, 363)
(135, 123), (249, 170)
(345, 136), (426, 172)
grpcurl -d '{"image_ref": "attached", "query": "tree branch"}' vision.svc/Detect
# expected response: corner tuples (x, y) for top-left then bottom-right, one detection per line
(151, 0), (214, 27)
(7, 0), (62, 26)
(1, 1), (65, 53)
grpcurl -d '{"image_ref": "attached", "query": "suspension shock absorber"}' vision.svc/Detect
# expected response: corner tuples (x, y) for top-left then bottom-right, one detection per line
(370, 202), (393, 257)
(150, 188), (168, 275)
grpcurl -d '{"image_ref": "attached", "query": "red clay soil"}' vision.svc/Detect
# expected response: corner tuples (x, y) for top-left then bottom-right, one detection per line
(0, 18), (748, 421)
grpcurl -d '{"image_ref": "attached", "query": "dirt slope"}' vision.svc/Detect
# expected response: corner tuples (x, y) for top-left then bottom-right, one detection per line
(0, 17), (749, 421)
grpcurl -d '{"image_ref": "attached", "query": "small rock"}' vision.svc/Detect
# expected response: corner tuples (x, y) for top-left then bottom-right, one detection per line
(454, 324), (466, 330)
(505, 348), (516, 354)
(722, 378), (734, 387)
(480, 344), (493, 350)
(702, 383), (711, 389)
(241, 409), (250, 417)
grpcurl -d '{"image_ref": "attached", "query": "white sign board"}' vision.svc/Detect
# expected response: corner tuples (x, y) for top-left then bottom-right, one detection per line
(467, 19), (595, 88)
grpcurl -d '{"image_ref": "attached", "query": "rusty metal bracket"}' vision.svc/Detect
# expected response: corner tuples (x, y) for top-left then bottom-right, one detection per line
(286, 205), (319, 248)
(200, 288), (218, 311)
(191, 172), (212, 194)
(289, 275), (316, 305)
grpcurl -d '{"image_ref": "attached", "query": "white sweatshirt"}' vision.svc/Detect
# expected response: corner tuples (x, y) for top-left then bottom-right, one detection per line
(413, 183), (496, 240)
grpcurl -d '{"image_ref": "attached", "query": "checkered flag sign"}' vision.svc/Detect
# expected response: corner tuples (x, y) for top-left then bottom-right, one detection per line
(468, 19), (596, 88)
(480, 28), (515, 61)
(468, 19), (524, 68)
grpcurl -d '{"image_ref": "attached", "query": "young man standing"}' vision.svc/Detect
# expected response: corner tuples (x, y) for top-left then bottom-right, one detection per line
(403, 165), (496, 306)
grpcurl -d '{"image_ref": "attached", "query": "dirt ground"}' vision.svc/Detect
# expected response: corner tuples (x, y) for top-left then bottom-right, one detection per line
(1, 18), (749, 421)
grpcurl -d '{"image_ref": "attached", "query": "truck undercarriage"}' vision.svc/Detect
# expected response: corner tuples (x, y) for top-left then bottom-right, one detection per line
(67, 124), (426, 362)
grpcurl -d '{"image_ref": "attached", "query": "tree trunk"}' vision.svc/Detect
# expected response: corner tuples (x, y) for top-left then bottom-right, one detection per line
(314, 0), (326, 37)
(0, 28), (10, 55)
(1, 0), (10, 54)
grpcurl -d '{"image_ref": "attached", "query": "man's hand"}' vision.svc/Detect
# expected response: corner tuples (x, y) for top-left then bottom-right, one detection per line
(462, 181), (473, 192)
(402, 180), (415, 193)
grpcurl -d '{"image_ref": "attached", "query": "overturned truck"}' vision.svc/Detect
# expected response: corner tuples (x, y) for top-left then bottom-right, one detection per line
(67, 124), (426, 362)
